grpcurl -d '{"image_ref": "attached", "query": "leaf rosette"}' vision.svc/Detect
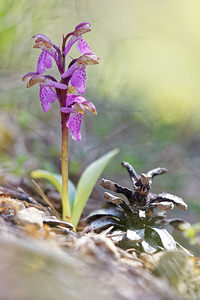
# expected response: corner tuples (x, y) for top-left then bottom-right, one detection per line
(86, 162), (190, 254)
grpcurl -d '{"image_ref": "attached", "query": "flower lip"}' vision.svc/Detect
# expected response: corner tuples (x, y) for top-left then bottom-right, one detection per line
(32, 34), (51, 43)
(33, 42), (52, 49)
(22, 73), (46, 88)
(32, 34), (53, 49)
(74, 22), (91, 36)
(71, 103), (87, 115)
(77, 53), (100, 65)
(22, 72), (67, 90)
(27, 75), (46, 88)
(22, 72), (38, 81)
(62, 95), (97, 116)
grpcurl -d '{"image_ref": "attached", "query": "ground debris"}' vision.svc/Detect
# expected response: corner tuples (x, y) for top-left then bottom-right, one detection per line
(0, 184), (197, 300)
(14, 207), (44, 228)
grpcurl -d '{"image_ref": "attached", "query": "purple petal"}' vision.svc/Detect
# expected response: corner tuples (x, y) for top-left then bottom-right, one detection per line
(72, 70), (86, 94)
(47, 48), (61, 72)
(73, 95), (86, 104)
(61, 107), (74, 114)
(22, 72), (37, 81)
(46, 87), (57, 104)
(82, 100), (97, 115)
(39, 86), (52, 112)
(33, 34), (53, 50)
(64, 35), (78, 56)
(66, 94), (76, 106)
(77, 38), (91, 54)
(74, 22), (91, 35)
(44, 53), (52, 68)
(67, 113), (82, 141)
(71, 67), (86, 94)
(74, 96), (97, 115)
(27, 75), (45, 88)
(61, 62), (79, 79)
(32, 34), (52, 43)
(37, 50), (52, 74)
(44, 79), (67, 89)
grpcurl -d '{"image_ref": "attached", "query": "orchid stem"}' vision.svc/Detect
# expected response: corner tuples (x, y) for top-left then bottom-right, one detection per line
(61, 111), (71, 221)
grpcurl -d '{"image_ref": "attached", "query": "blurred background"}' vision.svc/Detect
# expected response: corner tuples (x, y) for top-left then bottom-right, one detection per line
(0, 0), (200, 228)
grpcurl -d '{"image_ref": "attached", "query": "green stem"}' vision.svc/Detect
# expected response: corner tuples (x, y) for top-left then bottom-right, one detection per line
(61, 111), (71, 220)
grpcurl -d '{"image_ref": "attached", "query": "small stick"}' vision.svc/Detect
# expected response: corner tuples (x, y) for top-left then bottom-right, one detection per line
(31, 179), (61, 219)
(26, 202), (48, 212)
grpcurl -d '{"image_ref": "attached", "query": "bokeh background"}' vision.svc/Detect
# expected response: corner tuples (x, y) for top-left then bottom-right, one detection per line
(0, 0), (200, 227)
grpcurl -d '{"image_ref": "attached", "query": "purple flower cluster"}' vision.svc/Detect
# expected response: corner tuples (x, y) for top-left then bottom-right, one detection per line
(22, 23), (99, 141)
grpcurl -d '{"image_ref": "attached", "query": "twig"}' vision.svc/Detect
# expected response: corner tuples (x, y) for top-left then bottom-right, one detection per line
(31, 179), (61, 219)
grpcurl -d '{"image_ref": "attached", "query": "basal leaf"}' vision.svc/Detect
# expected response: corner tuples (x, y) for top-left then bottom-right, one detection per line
(71, 149), (119, 228)
(149, 227), (177, 250)
(126, 229), (145, 243)
(31, 169), (76, 212)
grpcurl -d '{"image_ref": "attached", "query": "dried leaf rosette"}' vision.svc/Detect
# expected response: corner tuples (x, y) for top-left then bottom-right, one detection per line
(86, 162), (190, 254)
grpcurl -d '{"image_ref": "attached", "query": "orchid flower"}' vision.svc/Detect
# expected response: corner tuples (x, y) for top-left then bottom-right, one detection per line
(64, 22), (92, 56)
(32, 34), (62, 74)
(22, 73), (67, 112)
(61, 94), (97, 141)
(62, 53), (100, 94)
(22, 23), (99, 221)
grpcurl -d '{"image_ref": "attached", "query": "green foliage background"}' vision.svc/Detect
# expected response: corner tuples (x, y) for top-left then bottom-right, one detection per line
(0, 0), (200, 222)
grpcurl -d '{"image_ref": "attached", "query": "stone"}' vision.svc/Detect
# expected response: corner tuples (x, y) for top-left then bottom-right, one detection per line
(14, 207), (43, 228)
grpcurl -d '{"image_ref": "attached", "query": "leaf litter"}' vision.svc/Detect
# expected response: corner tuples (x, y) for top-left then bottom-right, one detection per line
(0, 177), (199, 300)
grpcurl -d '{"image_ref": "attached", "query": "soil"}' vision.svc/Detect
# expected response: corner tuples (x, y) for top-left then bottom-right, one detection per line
(0, 177), (199, 300)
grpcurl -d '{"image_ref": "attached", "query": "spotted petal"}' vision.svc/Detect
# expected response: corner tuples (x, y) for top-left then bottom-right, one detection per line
(66, 94), (77, 106)
(37, 50), (52, 74)
(64, 22), (91, 56)
(61, 62), (79, 79)
(67, 113), (82, 141)
(61, 107), (74, 114)
(39, 86), (53, 112)
(64, 36), (78, 56)
(71, 67), (86, 94)
(77, 38), (91, 54)
(44, 79), (67, 89)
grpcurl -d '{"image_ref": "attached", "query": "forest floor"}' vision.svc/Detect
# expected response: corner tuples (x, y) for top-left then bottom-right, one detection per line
(0, 176), (199, 300)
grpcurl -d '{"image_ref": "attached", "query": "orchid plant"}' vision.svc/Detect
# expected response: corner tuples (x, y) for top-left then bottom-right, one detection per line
(22, 23), (117, 226)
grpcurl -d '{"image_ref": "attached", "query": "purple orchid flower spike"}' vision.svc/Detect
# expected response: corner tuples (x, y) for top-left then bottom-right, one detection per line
(33, 34), (61, 74)
(61, 95), (97, 141)
(64, 22), (92, 56)
(62, 53), (100, 94)
(22, 73), (67, 112)
(22, 23), (99, 221)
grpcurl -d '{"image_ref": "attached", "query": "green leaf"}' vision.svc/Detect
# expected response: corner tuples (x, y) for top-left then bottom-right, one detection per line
(126, 229), (145, 243)
(149, 227), (177, 250)
(30, 169), (76, 212)
(71, 149), (119, 228)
